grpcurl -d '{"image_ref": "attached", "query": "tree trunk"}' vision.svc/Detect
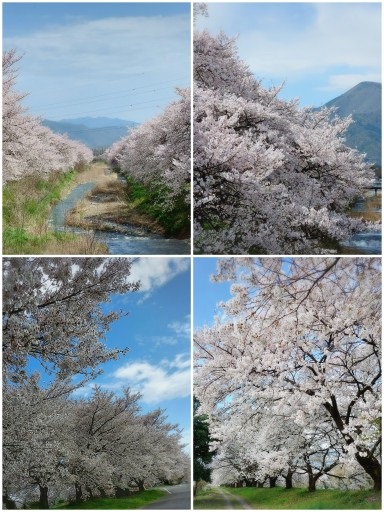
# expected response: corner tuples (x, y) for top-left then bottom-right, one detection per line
(137, 480), (145, 492)
(308, 475), (316, 492)
(75, 483), (83, 502)
(269, 476), (278, 488)
(86, 486), (94, 499)
(115, 486), (130, 498)
(39, 485), (49, 509)
(285, 470), (293, 489)
(257, 481), (264, 488)
(355, 453), (381, 491)
(98, 487), (107, 498)
(3, 492), (17, 509)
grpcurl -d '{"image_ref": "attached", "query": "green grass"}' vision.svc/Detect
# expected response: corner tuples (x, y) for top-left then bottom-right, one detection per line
(194, 486), (381, 510)
(54, 489), (167, 509)
(126, 176), (190, 238)
(3, 169), (107, 254)
(194, 487), (241, 509)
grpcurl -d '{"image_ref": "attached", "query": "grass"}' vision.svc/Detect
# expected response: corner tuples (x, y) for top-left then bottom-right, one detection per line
(53, 489), (167, 509)
(126, 176), (190, 238)
(194, 486), (382, 510)
(3, 169), (107, 254)
(194, 487), (241, 509)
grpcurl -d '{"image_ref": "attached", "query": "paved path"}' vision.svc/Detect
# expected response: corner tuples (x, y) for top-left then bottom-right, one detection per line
(141, 484), (191, 510)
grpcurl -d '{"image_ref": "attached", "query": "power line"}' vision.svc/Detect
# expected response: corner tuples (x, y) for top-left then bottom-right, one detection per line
(40, 96), (173, 120)
(28, 76), (189, 112)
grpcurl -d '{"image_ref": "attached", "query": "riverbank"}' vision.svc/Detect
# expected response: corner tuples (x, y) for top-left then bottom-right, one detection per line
(65, 162), (166, 236)
(3, 168), (107, 255)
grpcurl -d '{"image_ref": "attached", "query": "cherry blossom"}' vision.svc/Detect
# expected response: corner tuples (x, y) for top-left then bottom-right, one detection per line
(193, 31), (376, 254)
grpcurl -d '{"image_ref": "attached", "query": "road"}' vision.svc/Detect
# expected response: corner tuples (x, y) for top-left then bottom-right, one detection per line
(141, 484), (191, 509)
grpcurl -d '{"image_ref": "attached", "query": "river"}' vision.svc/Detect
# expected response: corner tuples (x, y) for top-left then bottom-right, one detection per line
(341, 192), (381, 254)
(49, 183), (190, 255)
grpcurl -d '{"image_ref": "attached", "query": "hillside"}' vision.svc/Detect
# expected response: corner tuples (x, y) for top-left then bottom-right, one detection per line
(43, 117), (138, 150)
(322, 81), (381, 166)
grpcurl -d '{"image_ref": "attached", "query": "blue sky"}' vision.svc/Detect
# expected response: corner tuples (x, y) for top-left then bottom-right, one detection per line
(194, 257), (232, 329)
(3, 2), (191, 122)
(196, 2), (381, 107)
(34, 257), (191, 451)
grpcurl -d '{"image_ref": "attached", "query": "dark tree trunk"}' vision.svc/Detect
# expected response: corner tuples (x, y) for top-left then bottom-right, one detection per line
(257, 481), (264, 488)
(137, 480), (145, 492)
(98, 487), (107, 498)
(3, 493), (17, 509)
(308, 475), (316, 492)
(75, 483), (83, 502)
(269, 476), (278, 488)
(355, 453), (381, 491)
(284, 470), (293, 489)
(86, 486), (94, 499)
(39, 485), (49, 509)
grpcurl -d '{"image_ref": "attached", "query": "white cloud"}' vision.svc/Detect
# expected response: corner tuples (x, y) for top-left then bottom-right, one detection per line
(168, 314), (191, 338)
(114, 354), (190, 404)
(197, 4), (381, 84)
(131, 258), (190, 299)
(241, 4), (380, 79)
(318, 73), (382, 94)
(4, 13), (190, 121)
(5, 15), (189, 79)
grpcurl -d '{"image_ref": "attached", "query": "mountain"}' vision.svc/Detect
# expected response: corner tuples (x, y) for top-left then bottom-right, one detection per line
(43, 117), (138, 150)
(57, 117), (137, 129)
(322, 81), (381, 166)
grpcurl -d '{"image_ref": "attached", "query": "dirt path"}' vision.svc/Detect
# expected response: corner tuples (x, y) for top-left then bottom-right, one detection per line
(217, 489), (253, 509)
(66, 162), (165, 235)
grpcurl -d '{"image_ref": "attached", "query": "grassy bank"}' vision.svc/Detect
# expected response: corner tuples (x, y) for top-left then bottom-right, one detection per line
(3, 169), (107, 254)
(126, 176), (190, 239)
(54, 489), (166, 509)
(194, 486), (381, 509)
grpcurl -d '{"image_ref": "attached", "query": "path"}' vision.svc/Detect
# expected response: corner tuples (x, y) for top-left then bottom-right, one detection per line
(218, 488), (253, 509)
(140, 484), (191, 510)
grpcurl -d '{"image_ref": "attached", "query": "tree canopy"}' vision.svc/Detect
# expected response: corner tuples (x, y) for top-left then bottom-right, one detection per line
(193, 30), (376, 254)
(194, 258), (381, 491)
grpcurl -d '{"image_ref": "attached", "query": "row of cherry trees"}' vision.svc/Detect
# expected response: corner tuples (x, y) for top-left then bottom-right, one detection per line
(3, 258), (189, 509)
(105, 87), (191, 208)
(3, 381), (189, 509)
(193, 28), (377, 254)
(194, 258), (381, 492)
(3, 50), (93, 183)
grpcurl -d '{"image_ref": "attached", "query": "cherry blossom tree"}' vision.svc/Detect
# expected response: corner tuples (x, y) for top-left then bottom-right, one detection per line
(105, 88), (191, 207)
(3, 257), (140, 383)
(193, 30), (376, 254)
(194, 257), (381, 490)
(3, 377), (76, 509)
(3, 50), (93, 183)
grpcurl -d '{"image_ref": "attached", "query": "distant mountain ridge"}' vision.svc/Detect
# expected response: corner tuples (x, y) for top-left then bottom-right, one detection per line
(43, 117), (138, 150)
(322, 81), (381, 166)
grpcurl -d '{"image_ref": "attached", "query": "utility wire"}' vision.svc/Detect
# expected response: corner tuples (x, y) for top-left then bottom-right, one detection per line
(29, 76), (189, 112)
(39, 96), (172, 120)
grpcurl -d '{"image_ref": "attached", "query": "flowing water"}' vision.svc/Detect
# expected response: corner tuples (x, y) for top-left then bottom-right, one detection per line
(49, 183), (190, 255)
(341, 192), (381, 254)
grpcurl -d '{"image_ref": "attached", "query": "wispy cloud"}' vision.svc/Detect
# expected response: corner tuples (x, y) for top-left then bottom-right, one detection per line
(131, 258), (190, 301)
(113, 354), (190, 404)
(168, 315), (191, 339)
(4, 13), (190, 121)
(196, 3), (381, 104)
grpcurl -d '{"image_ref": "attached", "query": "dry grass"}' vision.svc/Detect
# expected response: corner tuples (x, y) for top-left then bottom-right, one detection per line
(39, 232), (108, 255)
(66, 165), (165, 235)
(3, 167), (108, 255)
(348, 193), (381, 222)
